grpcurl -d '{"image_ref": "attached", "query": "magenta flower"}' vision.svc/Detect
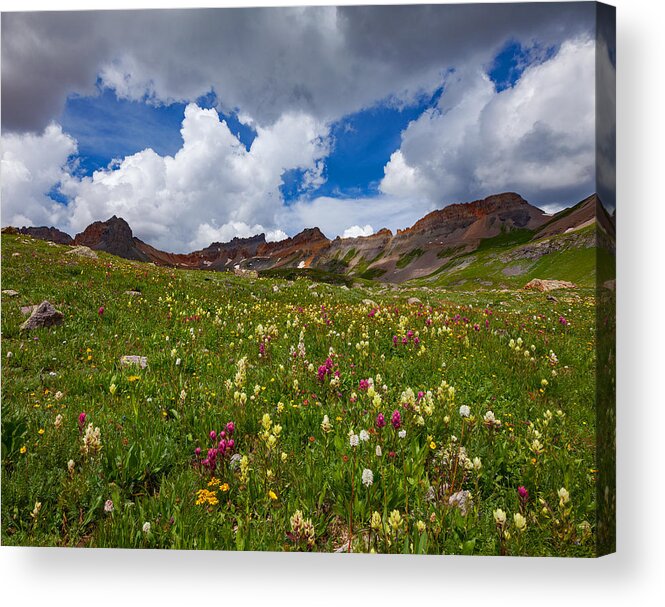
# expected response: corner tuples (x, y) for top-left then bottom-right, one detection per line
(78, 412), (86, 427)
(359, 379), (369, 391)
(391, 409), (402, 429)
(393, 335), (398, 346)
(98, 306), (104, 316)
(226, 421), (235, 435)
(375, 413), (386, 429)
(195, 447), (201, 456)
(209, 430), (217, 441)
(518, 486), (529, 500)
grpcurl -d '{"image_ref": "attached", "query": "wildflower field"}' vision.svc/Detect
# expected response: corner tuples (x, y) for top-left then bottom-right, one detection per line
(1, 233), (602, 555)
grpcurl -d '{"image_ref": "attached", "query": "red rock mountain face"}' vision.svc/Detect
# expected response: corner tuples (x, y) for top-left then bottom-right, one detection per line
(74, 216), (149, 261)
(18, 226), (74, 245)
(11, 192), (603, 282)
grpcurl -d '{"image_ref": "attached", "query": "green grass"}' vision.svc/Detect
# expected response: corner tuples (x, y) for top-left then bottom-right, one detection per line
(357, 268), (387, 280)
(475, 228), (534, 252)
(1, 233), (606, 555)
(259, 266), (353, 286)
(396, 248), (424, 269)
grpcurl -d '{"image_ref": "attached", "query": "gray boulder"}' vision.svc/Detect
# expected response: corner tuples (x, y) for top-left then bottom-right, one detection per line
(20, 301), (64, 331)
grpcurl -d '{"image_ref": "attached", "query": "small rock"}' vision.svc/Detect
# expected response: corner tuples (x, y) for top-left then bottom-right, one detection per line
(308, 283), (317, 290)
(602, 279), (616, 291)
(12, 252), (20, 257)
(120, 355), (148, 369)
(66, 245), (98, 259)
(546, 295), (559, 303)
(20, 301), (64, 331)
(124, 290), (142, 297)
(407, 297), (422, 305)
(523, 279), (576, 292)
(362, 299), (378, 307)
(2, 289), (19, 297)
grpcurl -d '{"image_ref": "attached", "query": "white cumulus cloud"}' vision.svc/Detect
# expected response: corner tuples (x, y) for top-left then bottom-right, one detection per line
(381, 36), (596, 210)
(342, 224), (374, 239)
(44, 103), (328, 252)
(1, 124), (77, 228)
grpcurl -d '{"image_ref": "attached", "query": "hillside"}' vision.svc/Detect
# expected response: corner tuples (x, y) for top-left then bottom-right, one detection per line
(7, 192), (614, 288)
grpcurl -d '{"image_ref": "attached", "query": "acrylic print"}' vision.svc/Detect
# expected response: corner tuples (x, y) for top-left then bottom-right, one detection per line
(0, 3), (615, 556)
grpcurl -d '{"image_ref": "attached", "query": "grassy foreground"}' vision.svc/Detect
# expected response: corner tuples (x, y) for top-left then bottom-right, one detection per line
(1, 233), (598, 555)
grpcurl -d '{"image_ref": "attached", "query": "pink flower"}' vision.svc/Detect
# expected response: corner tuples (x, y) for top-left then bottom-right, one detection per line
(209, 430), (217, 441)
(194, 447), (201, 456)
(375, 413), (386, 429)
(78, 412), (86, 427)
(518, 486), (529, 500)
(104, 499), (114, 513)
(226, 421), (235, 435)
(359, 379), (370, 391)
(98, 306), (104, 316)
(391, 409), (401, 429)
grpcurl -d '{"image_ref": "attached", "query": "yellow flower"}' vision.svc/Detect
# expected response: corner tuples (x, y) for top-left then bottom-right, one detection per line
(38, 428), (45, 435)
(429, 441), (436, 450)
(195, 488), (218, 506)
(20, 445), (27, 454)
(513, 513), (527, 531)
(207, 476), (221, 487)
(127, 375), (140, 382)
(220, 483), (230, 492)
(268, 490), (278, 500)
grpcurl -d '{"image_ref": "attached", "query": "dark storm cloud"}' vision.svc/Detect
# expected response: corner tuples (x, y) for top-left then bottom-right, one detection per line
(2, 3), (595, 132)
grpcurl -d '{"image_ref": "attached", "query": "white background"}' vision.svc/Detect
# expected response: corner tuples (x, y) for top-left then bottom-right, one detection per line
(0, 1), (663, 605)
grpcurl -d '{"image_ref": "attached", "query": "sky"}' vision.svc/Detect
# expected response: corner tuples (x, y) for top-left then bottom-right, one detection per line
(1, 3), (615, 253)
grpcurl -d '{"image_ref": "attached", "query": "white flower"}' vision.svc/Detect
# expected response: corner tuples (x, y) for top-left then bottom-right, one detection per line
(558, 487), (570, 506)
(175, 358), (181, 366)
(513, 512), (527, 531)
(375, 445), (382, 457)
(459, 405), (470, 418)
(55, 391), (64, 400)
(54, 414), (63, 429)
(142, 521), (151, 534)
(6, 351), (12, 358)
(349, 434), (359, 447)
(321, 415), (332, 434)
(361, 468), (374, 487)
(398, 429), (406, 439)
(359, 429), (370, 442)
(484, 410), (496, 423)
(493, 509), (507, 526)
(473, 457), (482, 471)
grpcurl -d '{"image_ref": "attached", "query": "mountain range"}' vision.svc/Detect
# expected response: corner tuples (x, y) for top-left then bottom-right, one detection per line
(12, 192), (614, 284)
